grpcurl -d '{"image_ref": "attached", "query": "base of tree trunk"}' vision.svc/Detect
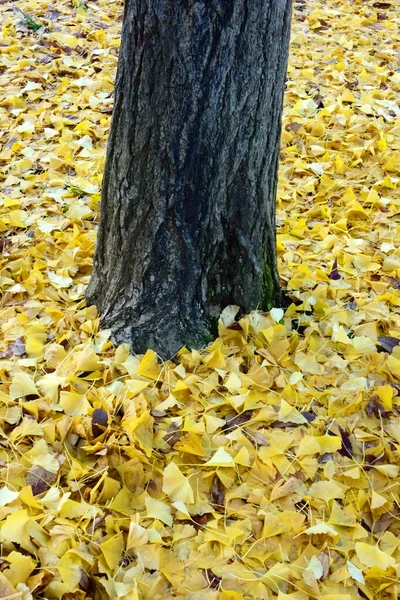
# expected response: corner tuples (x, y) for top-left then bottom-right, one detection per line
(87, 265), (282, 358)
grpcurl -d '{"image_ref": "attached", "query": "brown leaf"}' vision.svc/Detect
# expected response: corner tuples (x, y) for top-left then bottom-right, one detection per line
(0, 336), (25, 359)
(211, 476), (225, 508)
(329, 258), (341, 280)
(222, 410), (252, 431)
(272, 420), (302, 428)
(27, 466), (57, 496)
(91, 408), (108, 437)
(226, 323), (243, 331)
(4, 138), (17, 150)
(39, 38), (74, 54)
(286, 122), (302, 132)
(366, 396), (389, 418)
(362, 510), (395, 534)
(373, 512), (396, 534)
(163, 422), (181, 448)
(248, 431), (269, 446)
(377, 336), (400, 353)
(204, 570), (221, 589)
(79, 570), (92, 593)
(192, 514), (208, 530)
(388, 277), (400, 289)
(338, 427), (353, 458)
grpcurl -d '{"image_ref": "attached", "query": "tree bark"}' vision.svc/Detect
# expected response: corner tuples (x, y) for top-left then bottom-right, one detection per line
(86, 0), (292, 358)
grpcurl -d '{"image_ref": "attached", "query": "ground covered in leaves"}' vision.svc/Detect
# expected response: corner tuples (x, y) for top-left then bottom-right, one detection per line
(1, 0), (400, 599)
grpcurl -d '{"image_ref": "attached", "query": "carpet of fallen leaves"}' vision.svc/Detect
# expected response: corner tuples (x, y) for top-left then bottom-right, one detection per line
(1, 0), (400, 599)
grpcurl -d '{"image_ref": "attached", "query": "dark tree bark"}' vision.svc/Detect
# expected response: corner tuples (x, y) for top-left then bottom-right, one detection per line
(86, 0), (292, 358)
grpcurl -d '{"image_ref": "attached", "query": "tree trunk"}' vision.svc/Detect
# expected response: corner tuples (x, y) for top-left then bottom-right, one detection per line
(86, 0), (292, 358)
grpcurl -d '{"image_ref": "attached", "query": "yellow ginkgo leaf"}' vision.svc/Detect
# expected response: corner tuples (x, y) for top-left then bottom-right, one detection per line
(60, 391), (90, 417)
(355, 542), (395, 571)
(294, 351), (324, 375)
(204, 447), (235, 467)
(344, 201), (368, 219)
(127, 522), (148, 549)
(386, 355), (400, 377)
(0, 487), (19, 506)
(1, 510), (31, 550)
(36, 373), (65, 403)
(136, 349), (161, 379)
(175, 432), (208, 457)
(342, 89), (356, 103)
(145, 496), (173, 527)
(100, 533), (124, 571)
(371, 490), (389, 510)
(316, 434), (343, 455)
(25, 323), (47, 358)
(304, 522), (340, 541)
(203, 348), (226, 369)
(308, 480), (346, 502)
(162, 462), (194, 504)
(125, 379), (149, 397)
(9, 372), (39, 400)
(278, 399), (307, 424)
(2, 550), (36, 587)
(297, 435), (320, 457)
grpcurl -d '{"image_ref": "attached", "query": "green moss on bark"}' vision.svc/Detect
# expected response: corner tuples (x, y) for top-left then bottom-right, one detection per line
(262, 263), (280, 310)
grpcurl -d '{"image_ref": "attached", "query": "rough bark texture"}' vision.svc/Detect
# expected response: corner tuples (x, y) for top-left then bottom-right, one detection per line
(86, 0), (292, 358)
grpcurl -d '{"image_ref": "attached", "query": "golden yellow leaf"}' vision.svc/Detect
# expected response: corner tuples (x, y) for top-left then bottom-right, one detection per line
(145, 496), (173, 527)
(162, 462), (194, 504)
(175, 432), (208, 457)
(204, 447), (235, 467)
(60, 391), (90, 417)
(136, 349), (161, 379)
(278, 399), (307, 424)
(9, 372), (39, 399)
(220, 592), (244, 600)
(294, 351), (324, 375)
(341, 89), (356, 103)
(100, 533), (124, 571)
(308, 480), (346, 502)
(1, 510), (31, 550)
(386, 355), (400, 377)
(355, 542), (395, 571)
(127, 522), (149, 549)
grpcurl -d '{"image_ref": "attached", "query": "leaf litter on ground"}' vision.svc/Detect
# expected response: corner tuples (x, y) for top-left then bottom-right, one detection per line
(1, 0), (400, 598)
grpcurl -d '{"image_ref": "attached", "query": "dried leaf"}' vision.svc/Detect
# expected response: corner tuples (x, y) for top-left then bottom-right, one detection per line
(210, 476), (225, 508)
(204, 569), (221, 589)
(26, 466), (57, 496)
(329, 258), (341, 280)
(377, 336), (400, 353)
(222, 410), (252, 431)
(91, 408), (108, 437)
(338, 427), (353, 458)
